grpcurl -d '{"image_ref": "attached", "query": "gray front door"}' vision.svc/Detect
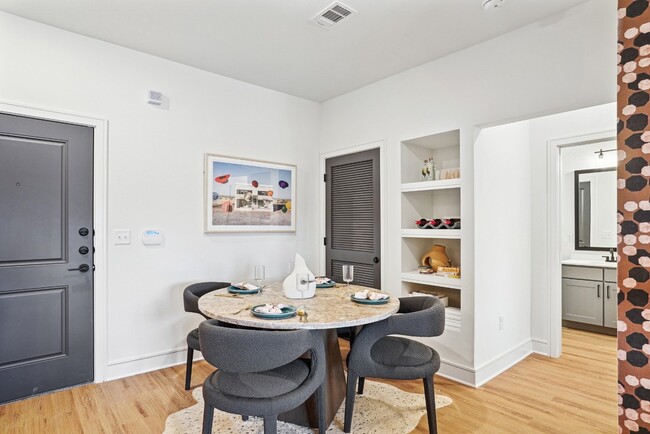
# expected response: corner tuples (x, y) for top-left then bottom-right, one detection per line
(0, 113), (94, 403)
(325, 148), (381, 288)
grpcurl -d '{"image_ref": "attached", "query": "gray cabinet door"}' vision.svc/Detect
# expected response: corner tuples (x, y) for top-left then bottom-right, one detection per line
(603, 281), (618, 328)
(562, 278), (603, 326)
(0, 113), (94, 403)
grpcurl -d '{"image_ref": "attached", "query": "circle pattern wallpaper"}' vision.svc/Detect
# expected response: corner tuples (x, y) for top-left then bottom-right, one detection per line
(619, 1), (650, 432)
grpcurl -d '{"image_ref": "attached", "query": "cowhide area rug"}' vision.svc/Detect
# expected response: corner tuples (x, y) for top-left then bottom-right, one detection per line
(163, 380), (452, 434)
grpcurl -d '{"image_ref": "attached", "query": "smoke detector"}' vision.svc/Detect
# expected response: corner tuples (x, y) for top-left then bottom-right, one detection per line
(482, 0), (506, 10)
(310, 2), (357, 29)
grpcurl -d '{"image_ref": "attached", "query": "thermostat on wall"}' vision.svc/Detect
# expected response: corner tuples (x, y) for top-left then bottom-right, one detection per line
(142, 229), (164, 245)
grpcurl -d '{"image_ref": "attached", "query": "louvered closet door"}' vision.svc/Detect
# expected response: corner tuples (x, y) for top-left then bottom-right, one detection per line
(326, 148), (380, 289)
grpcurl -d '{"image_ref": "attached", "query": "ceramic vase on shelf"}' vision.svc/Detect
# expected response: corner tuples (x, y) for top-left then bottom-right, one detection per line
(283, 253), (316, 299)
(421, 158), (436, 181)
(421, 245), (452, 272)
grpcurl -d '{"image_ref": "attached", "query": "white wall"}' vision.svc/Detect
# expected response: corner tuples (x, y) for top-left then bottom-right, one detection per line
(320, 0), (616, 380)
(0, 0), (618, 386)
(474, 121), (532, 378)
(529, 103), (616, 352)
(0, 12), (321, 379)
(560, 142), (617, 259)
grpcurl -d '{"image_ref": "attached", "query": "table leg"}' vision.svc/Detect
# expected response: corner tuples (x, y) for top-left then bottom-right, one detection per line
(278, 329), (346, 428)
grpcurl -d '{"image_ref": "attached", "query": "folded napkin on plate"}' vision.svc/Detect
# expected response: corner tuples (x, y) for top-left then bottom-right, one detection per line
(353, 289), (388, 300)
(315, 277), (332, 284)
(231, 282), (260, 290)
(254, 303), (287, 314)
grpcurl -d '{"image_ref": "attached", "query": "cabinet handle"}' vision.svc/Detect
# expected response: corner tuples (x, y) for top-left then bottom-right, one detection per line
(606, 285), (610, 299)
(597, 284), (601, 298)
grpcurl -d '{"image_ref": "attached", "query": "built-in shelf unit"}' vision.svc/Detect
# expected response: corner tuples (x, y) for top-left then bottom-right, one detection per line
(400, 129), (462, 331)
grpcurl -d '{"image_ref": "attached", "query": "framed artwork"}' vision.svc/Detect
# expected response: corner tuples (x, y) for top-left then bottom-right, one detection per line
(204, 154), (296, 233)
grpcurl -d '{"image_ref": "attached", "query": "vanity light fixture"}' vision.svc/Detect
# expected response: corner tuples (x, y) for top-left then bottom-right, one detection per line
(595, 148), (616, 159)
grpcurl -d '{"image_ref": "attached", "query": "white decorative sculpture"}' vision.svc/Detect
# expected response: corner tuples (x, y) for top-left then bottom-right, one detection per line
(283, 253), (316, 299)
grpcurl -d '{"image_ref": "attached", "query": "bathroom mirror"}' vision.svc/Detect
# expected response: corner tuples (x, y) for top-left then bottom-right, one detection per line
(574, 167), (616, 251)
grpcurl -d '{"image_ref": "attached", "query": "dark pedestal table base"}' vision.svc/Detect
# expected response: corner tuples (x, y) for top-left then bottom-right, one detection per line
(278, 329), (346, 428)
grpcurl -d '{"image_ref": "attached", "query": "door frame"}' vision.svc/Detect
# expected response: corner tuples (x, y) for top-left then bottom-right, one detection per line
(319, 139), (386, 290)
(546, 129), (616, 358)
(0, 99), (109, 382)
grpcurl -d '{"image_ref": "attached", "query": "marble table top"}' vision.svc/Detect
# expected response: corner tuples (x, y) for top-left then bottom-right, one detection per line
(198, 282), (399, 330)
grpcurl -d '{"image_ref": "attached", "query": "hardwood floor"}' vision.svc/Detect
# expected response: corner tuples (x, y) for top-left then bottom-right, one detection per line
(0, 328), (616, 433)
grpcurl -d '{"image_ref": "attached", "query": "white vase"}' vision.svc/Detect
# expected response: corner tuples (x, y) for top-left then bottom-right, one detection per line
(283, 253), (316, 299)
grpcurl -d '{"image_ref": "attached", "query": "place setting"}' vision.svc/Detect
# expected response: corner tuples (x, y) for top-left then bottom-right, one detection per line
(350, 289), (390, 305)
(227, 264), (266, 294)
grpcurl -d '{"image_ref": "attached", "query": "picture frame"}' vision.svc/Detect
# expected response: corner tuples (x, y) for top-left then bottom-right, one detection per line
(204, 154), (296, 233)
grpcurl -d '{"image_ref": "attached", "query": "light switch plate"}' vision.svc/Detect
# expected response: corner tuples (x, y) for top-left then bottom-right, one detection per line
(113, 229), (131, 245)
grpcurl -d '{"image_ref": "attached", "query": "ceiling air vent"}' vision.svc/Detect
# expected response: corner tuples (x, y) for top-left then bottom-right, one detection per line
(310, 2), (357, 29)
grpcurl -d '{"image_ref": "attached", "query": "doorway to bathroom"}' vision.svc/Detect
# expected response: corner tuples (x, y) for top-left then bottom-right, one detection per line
(555, 139), (617, 337)
(475, 102), (617, 359)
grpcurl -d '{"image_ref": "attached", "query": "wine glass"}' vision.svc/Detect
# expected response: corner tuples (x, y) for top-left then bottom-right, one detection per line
(342, 265), (354, 288)
(254, 265), (265, 296)
(296, 273), (309, 299)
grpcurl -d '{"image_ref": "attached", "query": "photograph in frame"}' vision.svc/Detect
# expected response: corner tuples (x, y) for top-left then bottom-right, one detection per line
(204, 154), (296, 233)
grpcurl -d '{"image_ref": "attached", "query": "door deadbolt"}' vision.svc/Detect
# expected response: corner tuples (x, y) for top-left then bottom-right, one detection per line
(79, 227), (89, 236)
(79, 246), (89, 255)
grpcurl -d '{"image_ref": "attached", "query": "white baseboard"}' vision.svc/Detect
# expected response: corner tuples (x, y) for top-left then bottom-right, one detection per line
(437, 359), (476, 387)
(101, 341), (535, 389)
(104, 347), (202, 382)
(473, 339), (533, 387)
(531, 338), (549, 355)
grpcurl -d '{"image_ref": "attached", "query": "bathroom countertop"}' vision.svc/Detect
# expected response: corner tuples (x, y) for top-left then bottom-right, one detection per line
(561, 259), (617, 269)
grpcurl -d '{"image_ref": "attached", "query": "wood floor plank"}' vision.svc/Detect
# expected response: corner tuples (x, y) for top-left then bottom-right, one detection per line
(0, 328), (616, 433)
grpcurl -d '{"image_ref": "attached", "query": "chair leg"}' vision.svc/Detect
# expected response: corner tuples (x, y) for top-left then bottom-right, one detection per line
(185, 347), (194, 390)
(317, 384), (327, 433)
(423, 376), (438, 434)
(263, 415), (278, 434)
(241, 415), (249, 421)
(357, 377), (365, 395)
(202, 402), (214, 434)
(344, 373), (357, 433)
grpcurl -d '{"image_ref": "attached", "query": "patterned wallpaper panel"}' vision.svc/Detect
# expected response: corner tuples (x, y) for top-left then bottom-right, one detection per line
(619, 1), (650, 432)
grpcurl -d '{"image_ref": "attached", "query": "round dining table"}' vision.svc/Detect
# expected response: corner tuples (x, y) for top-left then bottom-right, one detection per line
(198, 281), (399, 429)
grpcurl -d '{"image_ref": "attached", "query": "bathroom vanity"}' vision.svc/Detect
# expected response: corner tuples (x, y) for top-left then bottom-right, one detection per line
(561, 260), (616, 335)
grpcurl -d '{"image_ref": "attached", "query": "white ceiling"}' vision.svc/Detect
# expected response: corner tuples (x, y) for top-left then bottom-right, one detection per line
(0, 0), (592, 102)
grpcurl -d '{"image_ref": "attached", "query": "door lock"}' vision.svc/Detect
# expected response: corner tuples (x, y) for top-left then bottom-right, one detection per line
(79, 227), (89, 236)
(68, 264), (90, 273)
(373, 257), (379, 264)
(79, 246), (89, 255)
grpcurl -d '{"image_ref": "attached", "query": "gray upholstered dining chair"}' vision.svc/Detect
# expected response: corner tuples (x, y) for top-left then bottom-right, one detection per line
(198, 320), (328, 434)
(183, 281), (230, 390)
(344, 296), (445, 433)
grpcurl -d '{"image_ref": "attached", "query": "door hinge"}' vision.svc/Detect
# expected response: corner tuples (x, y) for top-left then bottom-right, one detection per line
(323, 237), (327, 246)
(323, 174), (327, 182)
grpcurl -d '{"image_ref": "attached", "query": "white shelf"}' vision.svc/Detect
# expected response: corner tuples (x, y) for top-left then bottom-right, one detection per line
(400, 270), (462, 290)
(401, 178), (461, 192)
(401, 229), (461, 239)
